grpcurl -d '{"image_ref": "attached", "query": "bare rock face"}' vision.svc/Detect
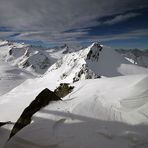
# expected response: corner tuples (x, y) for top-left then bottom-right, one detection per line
(62, 44), (69, 54)
(54, 83), (74, 98)
(73, 64), (100, 83)
(87, 42), (103, 61)
(48, 42), (102, 83)
(9, 88), (61, 139)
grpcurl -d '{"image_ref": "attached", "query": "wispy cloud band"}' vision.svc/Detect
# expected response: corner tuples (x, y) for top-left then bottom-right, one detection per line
(0, 0), (147, 44)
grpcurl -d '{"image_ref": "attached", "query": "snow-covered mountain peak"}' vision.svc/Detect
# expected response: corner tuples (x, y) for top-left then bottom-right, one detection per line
(60, 44), (69, 54)
(44, 41), (148, 85)
(5, 46), (52, 74)
(45, 44), (103, 83)
(44, 42), (133, 83)
(86, 42), (103, 61)
(116, 48), (148, 68)
(1, 41), (148, 148)
(0, 40), (65, 75)
(78, 42), (103, 61)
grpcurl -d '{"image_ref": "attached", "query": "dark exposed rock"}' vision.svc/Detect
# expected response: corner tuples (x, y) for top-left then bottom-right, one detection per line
(54, 83), (74, 98)
(9, 88), (61, 139)
(87, 42), (103, 61)
(62, 44), (69, 54)
(23, 61), (30, 68)
(9, 49), (12, 55)
(73, 64), (100, 83)
(87, 50), (93, 60)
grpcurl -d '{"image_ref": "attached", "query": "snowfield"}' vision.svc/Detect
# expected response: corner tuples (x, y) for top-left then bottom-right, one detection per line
(2, 74), (148, 148)
(0, 41), (148, 148)
(0, 61), (34, 96)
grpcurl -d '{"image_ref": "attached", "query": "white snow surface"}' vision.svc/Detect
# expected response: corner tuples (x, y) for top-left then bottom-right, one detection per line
(0, 42), (148, 148)
(85, 44), (130, 77)
(2, 74), (148, 148)
(0, 40), (66, 75)
(0, 61), (34, 96)
(43, 43), (148, 84)
(118, 64), (148, 75)
(116, 49), (148, 68)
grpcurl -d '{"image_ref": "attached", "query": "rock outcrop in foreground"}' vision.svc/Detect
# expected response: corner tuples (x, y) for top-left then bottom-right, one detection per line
(54, 83), (74, 98)
(9, 88), (61, 139)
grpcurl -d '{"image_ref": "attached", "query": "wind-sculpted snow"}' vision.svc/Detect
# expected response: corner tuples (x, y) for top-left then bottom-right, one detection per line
(118, 64), (148, 75)
(120, 76), (148, 111)
(5, 117), (148, 148)
(1, 74), (148, 148)
(5, 74), (148, 148)
(1, 41), (148, 148)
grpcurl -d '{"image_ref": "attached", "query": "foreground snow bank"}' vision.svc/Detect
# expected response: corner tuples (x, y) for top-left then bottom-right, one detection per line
(0, 74), (148, 124)
(5, 112), (148, 148)
(0, 74), (148, 148)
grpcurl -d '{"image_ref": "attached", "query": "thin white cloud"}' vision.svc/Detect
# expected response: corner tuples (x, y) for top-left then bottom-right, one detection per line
(0, 31), (19, 38)
(0, 0), (147, 43)
(103, 13), (141, 25)
(13, 30), (89, 44)
(0, 0), (147, 31)
(82, 29), (148, 42)
(12, 29), (148, 45)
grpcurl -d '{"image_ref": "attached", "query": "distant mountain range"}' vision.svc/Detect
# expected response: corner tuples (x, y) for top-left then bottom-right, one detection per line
(0, 40), (70, 75)
(116, 48), (148, 68)
(0, 40), (148, 148)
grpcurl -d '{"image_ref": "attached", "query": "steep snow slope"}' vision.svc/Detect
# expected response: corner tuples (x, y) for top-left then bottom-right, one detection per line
(0, 61), (34, 96)
(0, 40), (66, 75)
(8, 47), (53, 74)
(47, 44), (71, 59)
(43, 42), (146, 84)
(1, 41), (148, 148)
(85, 44), (131, 77)
(0, 40), (28, 60)
(1, 74), (148, 148)
(1, 40), (146, 77)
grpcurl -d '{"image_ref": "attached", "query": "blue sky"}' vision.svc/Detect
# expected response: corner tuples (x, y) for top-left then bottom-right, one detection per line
(89, 7), (148, 49)
(0, 0), (148, 49)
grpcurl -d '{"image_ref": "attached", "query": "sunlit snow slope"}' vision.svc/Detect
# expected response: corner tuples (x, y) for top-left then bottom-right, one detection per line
(0, 61), (34, 96)
(2, 74), (148, 148)
(0, 40), (67, 75)
(43, 42), (148, 84)
(0, 42), (148, 148)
